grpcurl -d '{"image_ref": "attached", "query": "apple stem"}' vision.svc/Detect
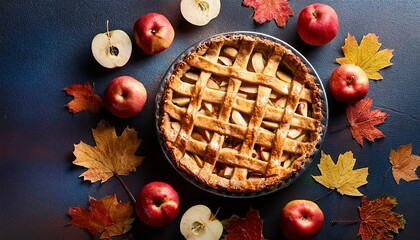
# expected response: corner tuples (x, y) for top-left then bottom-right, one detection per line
(347, 76), (355, 86)
(105, 20), (119, 56)
(116, 175), (136, 204)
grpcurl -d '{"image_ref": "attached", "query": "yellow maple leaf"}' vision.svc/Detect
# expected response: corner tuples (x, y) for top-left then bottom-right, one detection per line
(73, 120), (144, 183)
(336, 33), (394, 80)
(312, 151), (368, 196)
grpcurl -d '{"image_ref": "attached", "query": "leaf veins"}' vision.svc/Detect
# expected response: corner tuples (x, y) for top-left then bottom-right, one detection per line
(73, 120), (144, 183)
(389, 144), (420, 185)
(336, 33), (394, 80)
(358, 195), (405, 240)
(312, 151), (368, 197)
(64, 82), (103, 113)
(69, 195), (134, 239)
(242, 0), (293, 27)
(346, 97), (389, 146)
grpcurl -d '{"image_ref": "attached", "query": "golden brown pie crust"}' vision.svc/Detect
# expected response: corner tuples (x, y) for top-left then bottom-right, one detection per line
(160, 34), (323, 193)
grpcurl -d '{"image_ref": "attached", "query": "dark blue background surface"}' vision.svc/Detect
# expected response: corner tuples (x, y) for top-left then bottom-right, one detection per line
(1, 1), (419, 239)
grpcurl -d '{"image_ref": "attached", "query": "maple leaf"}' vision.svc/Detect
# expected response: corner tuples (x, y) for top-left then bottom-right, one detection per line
(358, 195), (405, 240)
(64, 82), (103, 113)
(222, 208), (264, 240)
(312, 151), (368, 197)
(243, 0), (293, 27)
(73, 120), (144, 183)
(389, 144), (420, 185)
(336, 33), (394, 80)
(69, 195), (134, 239)
(346, 97), (389, 146)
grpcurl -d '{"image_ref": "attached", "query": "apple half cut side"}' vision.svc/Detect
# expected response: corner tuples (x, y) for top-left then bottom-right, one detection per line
(180, 0), (221, 26)
(180, 205), (223, 240)
(91, 27), (132, 68)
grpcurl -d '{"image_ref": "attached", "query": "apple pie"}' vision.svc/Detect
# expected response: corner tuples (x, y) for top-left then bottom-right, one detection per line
(158, 33), (325, 193)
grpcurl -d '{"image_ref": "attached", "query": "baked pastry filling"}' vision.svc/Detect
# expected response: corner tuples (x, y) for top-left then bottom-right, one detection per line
(160, 34), (323, 193)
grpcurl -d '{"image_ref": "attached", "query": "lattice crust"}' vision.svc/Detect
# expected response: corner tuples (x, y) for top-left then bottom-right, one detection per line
(160, 34), (323, 192)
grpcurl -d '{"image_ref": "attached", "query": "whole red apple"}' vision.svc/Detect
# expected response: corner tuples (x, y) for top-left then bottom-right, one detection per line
(104, 76), (147, 118)
(133, 13), (175, 55)
(329, 64), (369, 104)
(297, 3), (339, 46)
(279, 199), (324, 240)
(136, 181), (180, 227)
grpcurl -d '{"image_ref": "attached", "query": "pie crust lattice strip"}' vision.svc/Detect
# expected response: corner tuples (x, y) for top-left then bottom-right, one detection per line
(158, 33), (325, 194)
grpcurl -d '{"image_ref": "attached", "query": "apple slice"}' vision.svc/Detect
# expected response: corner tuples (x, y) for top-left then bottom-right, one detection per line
(288, 127), (303, 139)
(276, 69), (292, 83)
(218, 56), (233, 66)
(173, 97), (191, 106)
(206, 79), (220, 89)
(251, 52), (266, 73)
(222, 46), (238, 58)
(274, 96), (288, 108)
(180, 0), (221, 26)
(182, 72), (200, 83)
(297, 101), (308, 116)
(239, 83), (258, 94)
(231, 110), (248, 127)
(180, 205), (223, 240)
(91, 21), (132, 69)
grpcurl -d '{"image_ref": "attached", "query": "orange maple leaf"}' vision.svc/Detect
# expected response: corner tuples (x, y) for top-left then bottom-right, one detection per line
(358, 195), (405, 240)
(389, 144), (420, 185)
(242, 0), (293, 27)
(64, 82), (103, 113)
(69, 195), (134, 239)
(346, 97), (389, 146)
(73, 120), (144, 183)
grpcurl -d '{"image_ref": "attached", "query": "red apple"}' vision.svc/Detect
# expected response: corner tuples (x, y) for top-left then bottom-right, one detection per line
(297, 3), (339, 46)
(279, 199), (324, 240)
(103, 76), (147, 118)
(136, 181), (180, 227)
(133, 13), (175, 55)
(329, 64), (369, 104)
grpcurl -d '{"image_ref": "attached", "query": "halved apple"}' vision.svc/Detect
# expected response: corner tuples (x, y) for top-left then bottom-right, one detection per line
(180, 0), (221, 26)
(180, 205), (223, 240)
(91, 24), (132, 69)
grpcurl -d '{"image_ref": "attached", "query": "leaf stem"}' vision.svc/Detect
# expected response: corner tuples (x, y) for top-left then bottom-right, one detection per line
(116, 175), (136, 204)
(331, 219), (360, 225)
(314, 189), (335, 202)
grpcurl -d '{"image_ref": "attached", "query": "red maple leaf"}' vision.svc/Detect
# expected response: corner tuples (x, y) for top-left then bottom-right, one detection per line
(69, 195), (134, 239)
(243, 0), (293, 27)
(346, 97), (389, 146)
(223, 208), (264, 240)
(64, 82), (103, 113)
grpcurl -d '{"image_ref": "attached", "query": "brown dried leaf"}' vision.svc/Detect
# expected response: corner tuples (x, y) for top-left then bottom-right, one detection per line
(73, 120), (144, 183)
(358, 195), (405, 240)
(389, 144), (420, 184)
